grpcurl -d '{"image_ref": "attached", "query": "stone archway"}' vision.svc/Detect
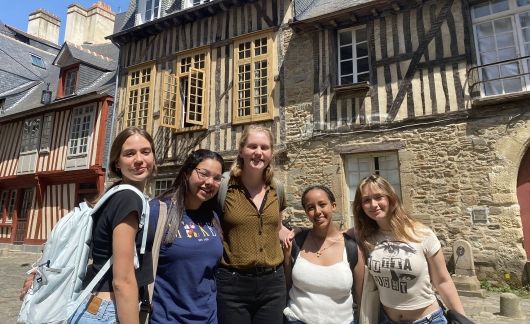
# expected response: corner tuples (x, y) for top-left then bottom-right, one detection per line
(517, 147), (530, 259)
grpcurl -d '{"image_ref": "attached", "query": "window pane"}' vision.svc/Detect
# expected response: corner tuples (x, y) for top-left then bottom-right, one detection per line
(493, 17), (512, 33)
(473, 2), (491, 18)
(476, 22), (494, 37)
(518, 0), (530, 6)
(357, 57), (369, 75)
(491, 0), (509, 14)
(341, 61), (353, 75)
(480, 51), (497, 64)
(497, 47), (516, 60)
(339, 31), (352, 45)
(356, 29), (367, 43)
(500, 62), (519, 76)
(340, 46), (353, 61)
(478, 36), (496, 52)
(502, 78), (523, 92)
(357, 42), (368, 58)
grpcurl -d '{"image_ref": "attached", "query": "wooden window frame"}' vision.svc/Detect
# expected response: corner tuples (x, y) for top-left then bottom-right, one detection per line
(0, 189), (17, 224)
(39, 113), (54, 153)
(161, 49), (210, 133)
(337, 26), (369, 86)
(20, 117), (42, 153)
(232, 32), (275, 125)
(125, 63), (156, 133)
(67, 105), (95, 157)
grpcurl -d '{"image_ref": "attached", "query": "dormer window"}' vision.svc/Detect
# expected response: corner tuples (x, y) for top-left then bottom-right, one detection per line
(61, 67), (78, 97)
(144, 0), (160, 21)
(186, 0), (210, 7)
(30, 54), (45, 69)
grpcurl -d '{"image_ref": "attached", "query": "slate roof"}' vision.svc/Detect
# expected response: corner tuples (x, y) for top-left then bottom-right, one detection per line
(0, 32), (59, 117)
(56, 42), (118, 71)
(0, 24), (118, 119)
(294, 0), (378, 21)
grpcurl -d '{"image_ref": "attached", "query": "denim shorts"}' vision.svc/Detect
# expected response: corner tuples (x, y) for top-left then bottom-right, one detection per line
(69, 296), (118, 323)
(379, 307), (447, 324)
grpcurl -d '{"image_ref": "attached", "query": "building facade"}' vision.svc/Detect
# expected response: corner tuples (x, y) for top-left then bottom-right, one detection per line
(0, 3), (117, 246)
(110, 0), (530, 283)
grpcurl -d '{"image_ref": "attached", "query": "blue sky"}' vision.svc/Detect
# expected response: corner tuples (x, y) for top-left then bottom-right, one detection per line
(0, 0), (130, 43)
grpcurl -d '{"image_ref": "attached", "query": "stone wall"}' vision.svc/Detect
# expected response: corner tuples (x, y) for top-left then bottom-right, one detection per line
(278, 26), (530, 281)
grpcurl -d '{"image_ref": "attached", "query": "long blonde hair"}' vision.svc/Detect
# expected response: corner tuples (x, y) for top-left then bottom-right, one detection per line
(353, 174), (426, 251)
(230, 125), (274, 185)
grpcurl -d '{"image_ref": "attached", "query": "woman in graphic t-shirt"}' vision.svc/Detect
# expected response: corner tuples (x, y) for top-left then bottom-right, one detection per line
(149, 149), (225, 324)
(352, 174), (465, 324)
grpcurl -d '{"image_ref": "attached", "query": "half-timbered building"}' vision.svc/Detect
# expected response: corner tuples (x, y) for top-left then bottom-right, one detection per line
(109, 0), (530, 282)
(0, 4), (117, 246)
(110, 0), (293, 195)
(284, 0), (530, 284)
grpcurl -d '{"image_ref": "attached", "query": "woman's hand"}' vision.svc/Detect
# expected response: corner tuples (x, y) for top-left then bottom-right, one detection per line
(20, 272), (36, 301)
(279, 225), (294, 248)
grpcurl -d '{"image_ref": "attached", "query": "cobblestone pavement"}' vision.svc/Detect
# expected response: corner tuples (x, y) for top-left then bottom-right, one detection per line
(1, 251), (530, 323)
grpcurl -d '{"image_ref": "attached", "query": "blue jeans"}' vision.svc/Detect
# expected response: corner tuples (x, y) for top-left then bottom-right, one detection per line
(216, 265), (286, 324)
(379, 307), (447, 324)
(69, 296), (118, 323)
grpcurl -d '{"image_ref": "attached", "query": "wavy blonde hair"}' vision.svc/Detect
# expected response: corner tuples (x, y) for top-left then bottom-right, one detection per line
(353, 174), (427, 252)
(230, 125), (274, 185)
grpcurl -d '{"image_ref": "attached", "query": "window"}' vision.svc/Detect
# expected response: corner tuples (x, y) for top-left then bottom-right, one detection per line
(472, 0), (530, 96)
(144, 0), (160, 21)
(184, 0), (210, 7)
(0, 190), (17, 223)
(154, 178), (173, 197)
(126, 65), (155, 132)
(338, 26), (369, 85)
(233, 34), (274, 124)
(63, 68), (78, 96)
(161, 50), (209, 130)
(20, 117), (41, 153)
(0, 98), (5, 112)
(343, 152), (400, 226)
(68, 105), (95, 156)
(40, 114), (53, 152)
(30, 54), (45, 69)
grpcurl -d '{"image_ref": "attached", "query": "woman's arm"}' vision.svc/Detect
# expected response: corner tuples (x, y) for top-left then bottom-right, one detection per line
(112, 212), (140, 324)
(352, 246), (365, 306)
(427, 249), (465, 314)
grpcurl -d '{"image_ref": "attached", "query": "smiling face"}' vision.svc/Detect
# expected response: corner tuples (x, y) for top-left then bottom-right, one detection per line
(185, 158), (223, 209)
(239, 130), (273, 173)
(360, 183), (391, 230)
(116, 134), (155, 189)
(303, 188), (336, 229)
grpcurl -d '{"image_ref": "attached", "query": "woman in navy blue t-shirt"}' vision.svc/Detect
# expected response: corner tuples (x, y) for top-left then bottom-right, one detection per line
(149, 149), (224, 324)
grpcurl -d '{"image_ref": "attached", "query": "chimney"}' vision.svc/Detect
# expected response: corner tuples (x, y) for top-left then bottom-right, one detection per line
(27, 9), (61, 45)
(64, 1), (115, 45)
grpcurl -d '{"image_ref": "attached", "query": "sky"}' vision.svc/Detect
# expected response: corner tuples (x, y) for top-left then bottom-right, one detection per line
(0, 0), (130, 43)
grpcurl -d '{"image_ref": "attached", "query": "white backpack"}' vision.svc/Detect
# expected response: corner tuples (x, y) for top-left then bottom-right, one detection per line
(17, 184), (150, 324)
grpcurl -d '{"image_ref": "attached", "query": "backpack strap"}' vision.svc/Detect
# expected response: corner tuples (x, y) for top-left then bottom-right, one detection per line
(216, 171), (231, 213)
(343, 232), (358, 267)
(291, 229), (310, 264)
(140, 200), (168, 323)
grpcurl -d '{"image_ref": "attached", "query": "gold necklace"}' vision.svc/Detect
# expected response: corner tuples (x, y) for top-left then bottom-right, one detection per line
(310, 233), (343, 257)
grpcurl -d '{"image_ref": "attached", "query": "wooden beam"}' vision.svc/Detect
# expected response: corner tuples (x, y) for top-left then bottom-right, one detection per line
(220, 2), (229, 11)
(350, 13), (358, 23)
(253, 2), (274, 27)
(392, 3), (400, 11)
(329, 19), (338, 27)
(371, 9), (379, 17)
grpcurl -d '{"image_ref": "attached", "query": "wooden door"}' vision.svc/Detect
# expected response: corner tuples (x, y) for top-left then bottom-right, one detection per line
(517, 148), (530, 259)
(13, 189), (32, 245)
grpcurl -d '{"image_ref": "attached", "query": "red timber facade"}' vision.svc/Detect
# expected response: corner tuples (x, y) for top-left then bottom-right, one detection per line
(0, 26), (118, 245)
(0, 98), (111, 244)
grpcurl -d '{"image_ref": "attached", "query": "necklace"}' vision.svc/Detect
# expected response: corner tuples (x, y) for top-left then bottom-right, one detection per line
(310, 233), (343, 257)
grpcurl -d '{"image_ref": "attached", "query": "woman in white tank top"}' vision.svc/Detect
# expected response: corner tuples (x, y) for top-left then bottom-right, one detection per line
(283, 185), (365, 324)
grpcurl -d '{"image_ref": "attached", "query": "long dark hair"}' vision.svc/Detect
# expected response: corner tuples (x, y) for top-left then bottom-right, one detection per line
(158, 149), (224, 244)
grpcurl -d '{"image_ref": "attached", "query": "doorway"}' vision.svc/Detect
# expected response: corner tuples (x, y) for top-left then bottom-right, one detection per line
(517, 148), (530, 259)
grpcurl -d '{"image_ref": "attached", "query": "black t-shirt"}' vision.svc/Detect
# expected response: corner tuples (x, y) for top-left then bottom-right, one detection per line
(83, 189), (154, 292)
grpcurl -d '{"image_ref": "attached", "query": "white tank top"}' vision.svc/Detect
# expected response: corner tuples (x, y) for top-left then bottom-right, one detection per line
(284, 247), (354, 324)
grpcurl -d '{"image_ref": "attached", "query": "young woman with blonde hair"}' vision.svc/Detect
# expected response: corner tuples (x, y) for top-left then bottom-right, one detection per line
(353, 174), (465, 324)
(216, 124), (287, 324)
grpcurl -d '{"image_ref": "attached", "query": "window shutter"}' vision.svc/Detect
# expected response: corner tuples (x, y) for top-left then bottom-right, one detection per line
(185, 68), (204, 126)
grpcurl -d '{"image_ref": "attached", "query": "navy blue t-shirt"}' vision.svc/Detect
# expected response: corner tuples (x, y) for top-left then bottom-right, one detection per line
(149, 199), (223, 324)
